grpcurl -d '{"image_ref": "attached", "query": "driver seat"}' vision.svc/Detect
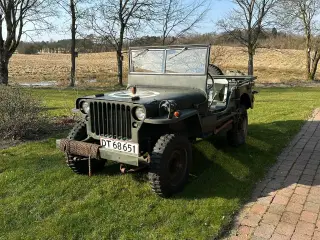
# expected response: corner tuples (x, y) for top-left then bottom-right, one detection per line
(208, 78), (229, 111)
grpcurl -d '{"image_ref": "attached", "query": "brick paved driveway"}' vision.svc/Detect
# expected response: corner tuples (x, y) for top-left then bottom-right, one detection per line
(225, 109), (320, 240)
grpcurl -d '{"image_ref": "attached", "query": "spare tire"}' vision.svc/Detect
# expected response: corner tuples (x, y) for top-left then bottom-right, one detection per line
(208, 64), (224, 75)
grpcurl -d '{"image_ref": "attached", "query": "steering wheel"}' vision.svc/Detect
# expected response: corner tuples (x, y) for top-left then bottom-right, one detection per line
(207, 72), (214, 91)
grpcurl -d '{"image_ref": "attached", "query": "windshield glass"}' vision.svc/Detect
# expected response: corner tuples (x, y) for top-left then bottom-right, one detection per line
(131, 49), (164, 73)
(130, 47), (208, 74)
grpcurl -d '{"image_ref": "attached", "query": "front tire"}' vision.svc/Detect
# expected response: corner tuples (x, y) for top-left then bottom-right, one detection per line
(227, 105), (248, 147)
(66, 120), (106, 174)
(148, 134), (192, 197)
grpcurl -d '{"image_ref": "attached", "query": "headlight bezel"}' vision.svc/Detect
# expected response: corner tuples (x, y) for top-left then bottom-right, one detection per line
(134, 107), (146, 121)
(80, 101), (90, 114)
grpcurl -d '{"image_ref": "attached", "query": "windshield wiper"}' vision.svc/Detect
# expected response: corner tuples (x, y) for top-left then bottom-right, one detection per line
(168, 47), (188, 60)
(133, 49), (149, 58)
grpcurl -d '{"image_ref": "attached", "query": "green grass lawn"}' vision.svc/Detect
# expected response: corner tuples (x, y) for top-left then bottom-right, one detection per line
(1, 87), (320, 239)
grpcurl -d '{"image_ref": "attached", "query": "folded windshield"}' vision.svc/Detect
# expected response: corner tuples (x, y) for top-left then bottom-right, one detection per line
(130, 47), (208, 74)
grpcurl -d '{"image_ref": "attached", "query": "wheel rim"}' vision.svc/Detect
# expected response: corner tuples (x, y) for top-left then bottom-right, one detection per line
(167, 148), (188, 187)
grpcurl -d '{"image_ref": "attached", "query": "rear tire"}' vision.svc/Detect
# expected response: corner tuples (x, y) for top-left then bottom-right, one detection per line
(227, 105), (248, 147)
(148, 134), (192, 197)
(66, 120), (106, 174)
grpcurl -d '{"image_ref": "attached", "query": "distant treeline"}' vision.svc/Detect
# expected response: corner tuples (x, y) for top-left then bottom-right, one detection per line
(17, 29), (306, 54)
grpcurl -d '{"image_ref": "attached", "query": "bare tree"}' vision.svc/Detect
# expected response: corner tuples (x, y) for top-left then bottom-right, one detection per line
(0, 0), (53, 85)
(70, 0), (76, 87)
(57, 0), (85, 87)
(156, 0), (209, 45)
(276, 0), (320, 80)
(218, 0), (278, 75)
(87, 0), (154, 86)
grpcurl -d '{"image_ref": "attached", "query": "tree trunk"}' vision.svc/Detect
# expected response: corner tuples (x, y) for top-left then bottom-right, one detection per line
(70, 0), (76, 87)
(117, 25), (124, 86)
(248, 50), (254, 75)
(310, 51), (320, 81)
(0, 60), (9, 85)
(306, 48), (312, 80)
(117, 50), (123, 86)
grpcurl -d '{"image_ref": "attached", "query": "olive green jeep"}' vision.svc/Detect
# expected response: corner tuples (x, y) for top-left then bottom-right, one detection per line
(57, 44), (257, 197)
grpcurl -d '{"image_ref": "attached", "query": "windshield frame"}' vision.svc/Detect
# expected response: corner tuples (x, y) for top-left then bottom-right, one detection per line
(129, 45), (210, 76)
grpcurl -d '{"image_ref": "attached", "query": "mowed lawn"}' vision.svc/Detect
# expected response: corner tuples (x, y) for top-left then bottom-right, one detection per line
(1, 87), (320, 239)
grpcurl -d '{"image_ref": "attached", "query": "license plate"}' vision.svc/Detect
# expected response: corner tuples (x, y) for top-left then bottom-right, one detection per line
(100, 137), (139, 156)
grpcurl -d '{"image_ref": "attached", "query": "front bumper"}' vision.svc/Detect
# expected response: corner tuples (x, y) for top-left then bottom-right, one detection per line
(56, 139), (141, 166)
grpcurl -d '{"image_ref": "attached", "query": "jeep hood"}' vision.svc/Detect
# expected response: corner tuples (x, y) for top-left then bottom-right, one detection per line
(81, 87), (207, 109)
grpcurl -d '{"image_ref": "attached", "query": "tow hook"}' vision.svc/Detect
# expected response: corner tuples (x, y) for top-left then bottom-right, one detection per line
(120, 164), (148, 174)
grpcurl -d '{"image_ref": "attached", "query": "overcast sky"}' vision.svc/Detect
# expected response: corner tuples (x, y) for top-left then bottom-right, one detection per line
(27, 0), (235, 42)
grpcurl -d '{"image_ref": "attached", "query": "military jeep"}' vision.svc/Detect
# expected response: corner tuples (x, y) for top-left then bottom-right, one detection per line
(57, 44), (256, 197)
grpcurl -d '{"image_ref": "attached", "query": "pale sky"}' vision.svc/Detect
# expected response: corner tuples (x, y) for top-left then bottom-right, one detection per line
(28, 0), (235, 42)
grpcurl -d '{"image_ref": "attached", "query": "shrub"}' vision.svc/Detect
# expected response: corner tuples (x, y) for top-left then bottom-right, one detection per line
(0, 87), (47, 140)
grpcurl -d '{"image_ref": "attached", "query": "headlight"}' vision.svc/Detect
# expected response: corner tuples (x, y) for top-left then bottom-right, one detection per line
(80, 101), (90, 114)
(135, 107), (146, 121)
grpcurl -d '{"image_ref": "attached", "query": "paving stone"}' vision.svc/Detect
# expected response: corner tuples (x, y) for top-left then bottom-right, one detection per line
(250, 236), (268, 240)
(292, 164), (305, 171)
(262, 212), (281, 226)
(268, 203), (286, 215)
(241, 213), (261, 227)
(274, 170), (288, 177)
(313, 178), (320, 186)
(295, 186), (310, 196)
(307, 194), (320, 204)
(299, 178), (313, 185)
(290, 169), (304, 176)
(272, 194), (289, 205)
(261, 188), (277, 197)
(286, 183), (298, 190)
(291, 193), (307, 205)
(286, 202), (303, 214)
(297, 183), (311, 190)
(277, 188), (294, 198)
(275, 222), (295, 236)
(304, 168), (317, 176)
(250, 204), (268, 215)
(310, 187), (320, 195)
(313, 231), (320, 240)
(301, 174), (315, 182)
(316, 220), (320, 230)
(253, 223), (275, 239)
(300, 211), (318, 223)
(284, 175), (300, 185)
(291, 233), (312, 240)
(266, 180), (282, 190)
(281, 211), (300, 225)
(237, 225), (254, 238)
(295, 221), (315, 236)
(270, 233), (290, 240)
(257, 196), (273, 206)
(304, 202), (320, 213)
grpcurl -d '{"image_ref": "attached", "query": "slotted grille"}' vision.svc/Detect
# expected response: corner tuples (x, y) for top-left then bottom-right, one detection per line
(89, 102), (132, 139)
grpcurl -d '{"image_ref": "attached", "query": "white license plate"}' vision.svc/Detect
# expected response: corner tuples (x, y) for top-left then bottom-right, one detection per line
(100, 137), (139, 156)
